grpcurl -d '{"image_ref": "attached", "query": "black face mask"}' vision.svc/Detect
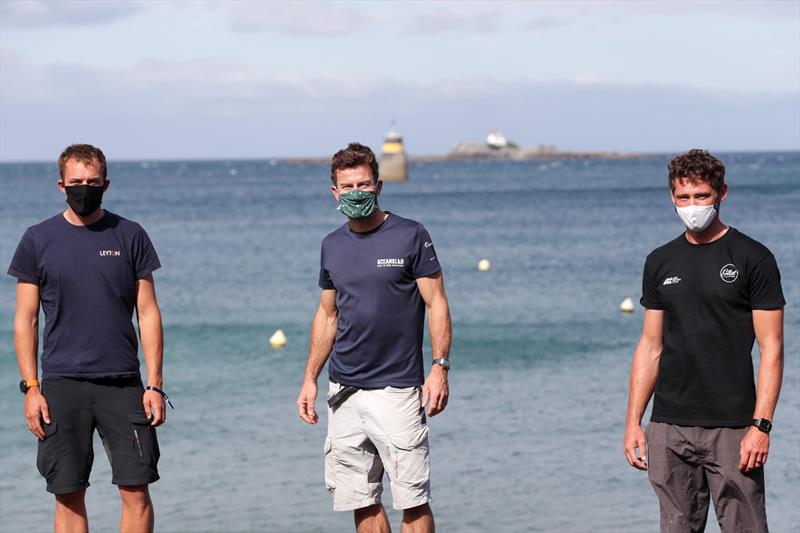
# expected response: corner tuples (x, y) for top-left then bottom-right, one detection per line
(65, 185), (104, 216)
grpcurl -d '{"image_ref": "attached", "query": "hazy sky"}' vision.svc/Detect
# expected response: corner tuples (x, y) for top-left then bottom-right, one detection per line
(1, 0), (798, 160)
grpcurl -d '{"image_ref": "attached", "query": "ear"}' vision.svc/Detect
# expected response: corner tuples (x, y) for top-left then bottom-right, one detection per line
(58, 179), (66, 194)
(375, 179), (383, 196)
(330, 185), (340, 202)
(103, 179), (110, 192)
(718, 184), (728, 203)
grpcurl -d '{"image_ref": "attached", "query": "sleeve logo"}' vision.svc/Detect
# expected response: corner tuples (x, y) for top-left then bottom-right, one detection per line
(719, 264), (738, 283)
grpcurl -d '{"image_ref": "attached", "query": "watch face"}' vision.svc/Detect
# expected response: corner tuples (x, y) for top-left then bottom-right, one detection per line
(19, 380), (27, 394)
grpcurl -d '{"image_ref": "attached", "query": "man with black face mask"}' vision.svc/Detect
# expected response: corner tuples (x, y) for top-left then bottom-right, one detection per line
(8, 144), (169, 533)
(296, 142), (452, 533)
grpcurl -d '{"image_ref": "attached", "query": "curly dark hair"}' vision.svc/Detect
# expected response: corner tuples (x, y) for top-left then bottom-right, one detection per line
(667, 149), (725, 194)
(330, 142), (379, 185)
(58, 144), (107, 181)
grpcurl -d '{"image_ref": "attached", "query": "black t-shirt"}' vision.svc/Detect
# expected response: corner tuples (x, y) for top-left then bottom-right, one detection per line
(7, 212), (161, 381)
(319, 213), (441, 388)
(640, 228), (785, 426)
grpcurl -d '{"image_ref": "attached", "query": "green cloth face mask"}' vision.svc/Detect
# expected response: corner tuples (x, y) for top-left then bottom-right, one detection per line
(337, 189), (377, 219)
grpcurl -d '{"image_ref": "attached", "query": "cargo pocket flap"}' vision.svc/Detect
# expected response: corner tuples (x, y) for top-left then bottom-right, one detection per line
(127, 412), (151, 425)
(389, 425), (429, 451)
(42, 420), (58, 439)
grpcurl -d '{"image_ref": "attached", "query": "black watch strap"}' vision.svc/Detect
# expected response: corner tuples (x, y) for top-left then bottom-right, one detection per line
(752, 418), (772, 434)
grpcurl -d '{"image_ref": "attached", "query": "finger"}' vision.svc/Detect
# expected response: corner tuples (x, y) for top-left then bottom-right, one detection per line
(420, 387), (429, 408)
(739, 449), (749, 471)
(143, 398), (152, 420)
(30, 417), (45, 440)
(151, 402), (164, 426)
(641, 436), (648, 466)
(41, 403), (51, 425)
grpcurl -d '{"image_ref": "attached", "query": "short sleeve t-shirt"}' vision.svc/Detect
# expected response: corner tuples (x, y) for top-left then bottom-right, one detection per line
(7, 212), (161, 381)
(319, 213), (441, 388)
(640, 228), (785, 426)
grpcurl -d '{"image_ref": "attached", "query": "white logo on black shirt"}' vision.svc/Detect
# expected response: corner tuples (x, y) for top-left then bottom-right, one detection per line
(377, 258), (405, 268)
(720, 264), (738, 283)
(99, 250), (121, 257)
(424, 241), (433, 248)
(662, 276), (682, 286)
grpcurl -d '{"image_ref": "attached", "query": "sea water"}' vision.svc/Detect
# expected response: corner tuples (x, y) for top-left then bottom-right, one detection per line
(1, 153), (798, 532)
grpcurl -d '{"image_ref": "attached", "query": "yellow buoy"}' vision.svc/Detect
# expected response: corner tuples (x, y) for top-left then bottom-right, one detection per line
(269, 329), (287, 348)
(478, 259), (491, 272)
(619, 297), (635, 313)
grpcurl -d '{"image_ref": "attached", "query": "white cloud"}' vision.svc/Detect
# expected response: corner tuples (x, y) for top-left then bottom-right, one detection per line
(226, 1), (369, 35)
(0, 0), (148, 29)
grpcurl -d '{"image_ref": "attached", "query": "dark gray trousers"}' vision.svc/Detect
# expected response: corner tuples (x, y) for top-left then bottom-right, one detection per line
(646, 422), (768, 533)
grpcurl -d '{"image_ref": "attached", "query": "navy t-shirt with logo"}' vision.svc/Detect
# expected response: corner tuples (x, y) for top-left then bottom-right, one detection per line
(319, 213), (441, 388)
(640, 228), (785, 426)
(7, 212), (161, 381)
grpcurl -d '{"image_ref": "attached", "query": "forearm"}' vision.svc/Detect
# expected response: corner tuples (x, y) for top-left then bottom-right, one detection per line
(138, 310), (164, 388)
(753, 346), (783, 420)
(14, 315), (39, 380)
(304, 308), (337, 382)
(427, 298), (452, 358)
(625, 340), (661, 427)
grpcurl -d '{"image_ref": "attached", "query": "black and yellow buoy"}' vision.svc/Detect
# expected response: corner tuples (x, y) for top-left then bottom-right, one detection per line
(379, 124), (408, 182)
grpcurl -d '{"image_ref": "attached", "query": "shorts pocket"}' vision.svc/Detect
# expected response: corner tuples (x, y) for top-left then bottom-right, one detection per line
(323, 437), (336, 493)
(389, 425), (430, 488)
(36, 421), (59, 479)
(126, 413), (160, 467)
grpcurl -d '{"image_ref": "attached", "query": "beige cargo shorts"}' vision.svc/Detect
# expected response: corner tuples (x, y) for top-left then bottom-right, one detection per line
(324, 381), (431, 511)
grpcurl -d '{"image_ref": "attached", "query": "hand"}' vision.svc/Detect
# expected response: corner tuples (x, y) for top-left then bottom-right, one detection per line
(740, 426), (769, 473)
(297, 380), (318, 424)
(24, 388), (50, 440)
(623, 424), (648, 470)
(421, 365), (449, 417)
(143, 389), (166, 427)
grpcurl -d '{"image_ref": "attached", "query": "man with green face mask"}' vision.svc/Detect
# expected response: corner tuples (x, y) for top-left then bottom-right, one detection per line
(297, 142), (452, 533)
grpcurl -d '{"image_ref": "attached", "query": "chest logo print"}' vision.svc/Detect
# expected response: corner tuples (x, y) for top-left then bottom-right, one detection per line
(720, 264), (738, 283)
(662, 276), (682, 286)
(377, 258), (405, 268)
(99, 250), (121, 257)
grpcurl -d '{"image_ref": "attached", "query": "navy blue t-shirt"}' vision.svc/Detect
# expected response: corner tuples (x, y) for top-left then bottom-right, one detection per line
(7, 212), (161, 381)
(319, 213), (441, 388)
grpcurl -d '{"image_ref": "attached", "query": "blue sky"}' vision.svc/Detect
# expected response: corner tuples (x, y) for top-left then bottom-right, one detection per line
(1, 0), (798, 160)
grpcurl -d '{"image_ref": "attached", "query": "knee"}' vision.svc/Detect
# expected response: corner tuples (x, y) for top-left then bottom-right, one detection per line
(119, 485), (152, 510)
(55, 489), (86, 510)
(403, 503), (431, 520)
(354, 503), (383, 520)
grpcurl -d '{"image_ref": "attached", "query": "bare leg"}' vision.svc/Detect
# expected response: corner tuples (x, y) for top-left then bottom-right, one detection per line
(54, 489), (88, 533)
(119, 485), (154, 533)
(401, 503), (434, 533)
(355, 503), (391, 533)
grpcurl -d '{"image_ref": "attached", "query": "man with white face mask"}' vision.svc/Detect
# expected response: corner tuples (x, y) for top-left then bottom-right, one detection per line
(623, 149), (785, 533)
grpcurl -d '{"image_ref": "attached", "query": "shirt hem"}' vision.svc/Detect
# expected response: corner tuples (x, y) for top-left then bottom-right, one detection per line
(330, 375), (423, 389)
(42, 371), (140, 382)
(650, 416), (751, 428)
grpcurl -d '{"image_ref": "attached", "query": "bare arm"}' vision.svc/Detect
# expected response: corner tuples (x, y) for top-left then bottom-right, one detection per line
(623, 309), (664, 470)
(296, 289), (338, 424)
(739, 308), (784, 472)
(136, 274), (166, 426)
(416, 270), (452, 417)
(14, 281), (50, 439)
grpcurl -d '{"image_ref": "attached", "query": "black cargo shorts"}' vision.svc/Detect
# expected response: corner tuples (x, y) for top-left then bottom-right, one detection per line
(37, 377), (160, 494)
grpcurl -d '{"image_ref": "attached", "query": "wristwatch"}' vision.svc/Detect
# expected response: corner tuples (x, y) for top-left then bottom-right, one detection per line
(752, 418), (772, 434)
(19, 379), (40, 394)
(432, 356), (450, 370)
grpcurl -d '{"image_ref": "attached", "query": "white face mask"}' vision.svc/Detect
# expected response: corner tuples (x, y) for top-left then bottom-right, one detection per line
(675, 204), (718, 232)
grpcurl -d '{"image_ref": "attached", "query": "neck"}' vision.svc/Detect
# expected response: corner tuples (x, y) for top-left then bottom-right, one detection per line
(348, 209), (388, 233)
(684, 217), (728, 244)
(63, 208), (105, 227)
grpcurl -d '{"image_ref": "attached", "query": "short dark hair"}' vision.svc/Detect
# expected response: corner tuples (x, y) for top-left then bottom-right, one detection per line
(668, 149), (725, 194)
(58, 144), (107, 181)
(330, 142), (379, 185)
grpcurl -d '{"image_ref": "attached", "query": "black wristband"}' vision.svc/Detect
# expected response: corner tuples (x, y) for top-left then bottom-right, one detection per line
(146, 385), (174, 409)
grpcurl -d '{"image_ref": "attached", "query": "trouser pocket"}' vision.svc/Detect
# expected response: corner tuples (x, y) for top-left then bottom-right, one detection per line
(126, 413), (160, 467)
